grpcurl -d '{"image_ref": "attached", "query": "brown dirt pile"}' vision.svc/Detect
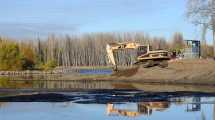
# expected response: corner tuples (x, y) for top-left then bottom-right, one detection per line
(60, 59), (215, 85)
(112, 67), (139, 77)
(111, 59), (215, 85)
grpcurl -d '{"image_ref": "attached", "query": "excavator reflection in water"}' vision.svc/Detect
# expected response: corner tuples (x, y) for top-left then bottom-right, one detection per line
(107, 101), (170, 117)
(106, 97), (207, 118)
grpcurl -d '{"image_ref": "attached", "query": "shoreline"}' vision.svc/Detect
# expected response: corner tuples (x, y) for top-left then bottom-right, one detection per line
(1, 81), (215, 93)
(1, 59), (215, 86)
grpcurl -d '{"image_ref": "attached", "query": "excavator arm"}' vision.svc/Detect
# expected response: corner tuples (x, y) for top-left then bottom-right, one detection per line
(106, 42), (141, 70)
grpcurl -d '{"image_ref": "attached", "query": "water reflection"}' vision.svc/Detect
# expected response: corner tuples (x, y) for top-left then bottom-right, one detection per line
(1, 76), (215, 93)
(0, 91), (215, 119)
(1, 77), (215, 119)
(105, 97), (211, 118)
(0, 96), (215, 120)
(107, 96), (215, 119)
(107, 101), (170, 117)
(186, 97), (201, 112)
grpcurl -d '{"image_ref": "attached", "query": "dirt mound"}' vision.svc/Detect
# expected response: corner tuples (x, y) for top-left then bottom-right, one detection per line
(59, 59), (215, 85)
(112, 66), (139, 77)
(111, 59), (215, 85)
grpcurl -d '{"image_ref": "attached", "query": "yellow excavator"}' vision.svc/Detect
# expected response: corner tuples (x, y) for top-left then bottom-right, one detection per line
(107, 102), (170, 117)
(106, 42), (170, 71)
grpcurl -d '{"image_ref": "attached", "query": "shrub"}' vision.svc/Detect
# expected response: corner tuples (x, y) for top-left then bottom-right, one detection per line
(41, 60), (57, 70)
(0, 40), (36, 70)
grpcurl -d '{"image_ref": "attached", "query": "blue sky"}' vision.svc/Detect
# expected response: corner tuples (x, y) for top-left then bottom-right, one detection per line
(0, 0), (213, 43)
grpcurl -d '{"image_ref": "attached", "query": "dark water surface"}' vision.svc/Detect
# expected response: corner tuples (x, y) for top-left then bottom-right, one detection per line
(0, 76), (215, 120)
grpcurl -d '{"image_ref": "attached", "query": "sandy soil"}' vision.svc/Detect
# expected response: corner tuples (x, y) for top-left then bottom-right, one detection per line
(61, 59), (215, 85)
(110, 59), (215, 85)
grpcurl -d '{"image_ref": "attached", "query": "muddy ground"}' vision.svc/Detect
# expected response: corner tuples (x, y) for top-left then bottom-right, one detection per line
(62, 59), (215, 85)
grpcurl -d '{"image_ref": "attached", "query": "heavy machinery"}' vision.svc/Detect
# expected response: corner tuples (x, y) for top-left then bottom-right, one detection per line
(107, 102), (170, 117)
(106, 42), (170, 70)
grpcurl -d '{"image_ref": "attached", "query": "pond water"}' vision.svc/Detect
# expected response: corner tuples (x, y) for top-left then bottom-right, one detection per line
(0, 76), (215, 120)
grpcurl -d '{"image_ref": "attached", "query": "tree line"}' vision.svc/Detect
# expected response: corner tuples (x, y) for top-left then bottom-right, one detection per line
(0, 32), (214, 71)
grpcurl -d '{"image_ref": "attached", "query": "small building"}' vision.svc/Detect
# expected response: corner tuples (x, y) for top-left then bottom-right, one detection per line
(183, 40), (201, 59)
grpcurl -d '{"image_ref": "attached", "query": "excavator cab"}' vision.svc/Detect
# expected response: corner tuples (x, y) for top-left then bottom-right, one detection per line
(137, 45), (152, 56)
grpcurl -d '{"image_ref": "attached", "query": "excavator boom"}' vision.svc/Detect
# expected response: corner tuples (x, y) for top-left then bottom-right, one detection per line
(106, 42), (143, 70)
